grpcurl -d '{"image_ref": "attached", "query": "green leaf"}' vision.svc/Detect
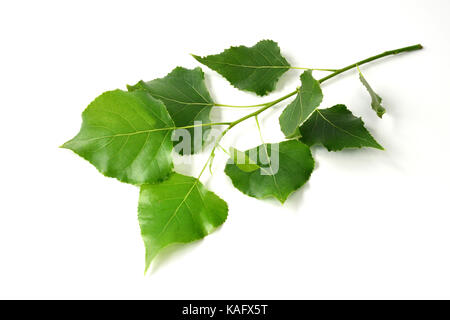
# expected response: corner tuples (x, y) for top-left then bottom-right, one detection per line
(128, 67), (214, 154)
(138, 173), (228, 271)
(285, 127), (302, 139)
(359, 70), (386, 118)
(299, 104), (383, 151)
(229, 147), (260, 172)
(192, 39), (290, 96)
(62, 90), (174, 185)
(224, 140), (314, 203)
(279, 70), (323, 137)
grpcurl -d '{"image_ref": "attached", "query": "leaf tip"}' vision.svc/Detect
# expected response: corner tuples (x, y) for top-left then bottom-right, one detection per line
(190, 53), (202, 61)
(143, 246), (158, 275)
(376, 108), (386, 118)
(59, 140), (71, 149)
(144, 263), (150, 275)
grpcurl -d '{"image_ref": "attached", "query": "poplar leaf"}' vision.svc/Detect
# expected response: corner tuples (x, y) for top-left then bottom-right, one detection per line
(192, 40), (290, 96)
(128, 67), (214, 154)
(138, 173), (228, 271)
(359, 70), (386, 118)
(62, 90), (174, 185)
(279, 70), (323, 137)
(299, 104), (383, 151)
(224, 140), (314, 203)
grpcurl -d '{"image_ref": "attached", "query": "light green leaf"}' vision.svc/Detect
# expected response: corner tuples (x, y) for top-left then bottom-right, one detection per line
(128, 67), (214, 154)
(299, 104), (383, 151)
(229, 147), (260, 172)
(192, 39), (290, 96)
(62, 90), (174, 185)
(285, 127), (302, 139)
(279, 70), (323, 137)
(224, 140), (314, 203)
(359, 70), (386, 118)
(138, 173), (228, 271)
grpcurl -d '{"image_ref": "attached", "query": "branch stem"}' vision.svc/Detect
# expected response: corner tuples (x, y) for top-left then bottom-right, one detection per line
(196, 44), (423, 179)
(318, 44), (423, 84)
(177, 122), (231, 129)
(229, 44), (423, 127)
(214, 103), (265, 108)
(290, 66), (337, 72)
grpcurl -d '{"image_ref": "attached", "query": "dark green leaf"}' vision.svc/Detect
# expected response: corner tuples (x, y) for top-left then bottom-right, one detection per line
(229, 147), (260, 172)
(192, 39), (290, 96)
(224, 140), (314, 203)
(299, 104), (383, 151)
(359, 70), (386, 118)
(128, 67), (214, 154)
(138, 173), (228, 271)
(62, 90), (174, 185)
(279, 70), (323, 137)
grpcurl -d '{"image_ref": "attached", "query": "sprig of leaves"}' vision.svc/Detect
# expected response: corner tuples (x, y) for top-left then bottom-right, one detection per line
(62, 41), (423, 272)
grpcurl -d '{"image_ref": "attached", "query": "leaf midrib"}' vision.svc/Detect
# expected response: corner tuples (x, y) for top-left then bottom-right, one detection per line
(66, 126), (175, 144)
(150, 92), (213, 107)
(157, 179), (200, 238)
(200, 60), (290, 69)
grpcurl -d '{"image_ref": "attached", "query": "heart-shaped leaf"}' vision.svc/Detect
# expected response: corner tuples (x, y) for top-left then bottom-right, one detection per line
(62, 90), (174, 185)
(138, 173), (228, 271)
(192, 40), (290, 96)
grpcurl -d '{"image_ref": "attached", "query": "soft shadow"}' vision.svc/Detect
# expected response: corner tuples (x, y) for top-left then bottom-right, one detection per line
(204, 73), (224, 124)
(148, 240), (204, 275)
(282, 179), (312, 213)
(310, 147), (321, 170)
(172, 152), (197, 176)
(276, 53), (301, 92)
(203, 72), (218, 102)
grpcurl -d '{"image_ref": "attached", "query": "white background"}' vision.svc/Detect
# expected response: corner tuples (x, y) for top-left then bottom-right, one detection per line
(1, 0), (449, 299)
